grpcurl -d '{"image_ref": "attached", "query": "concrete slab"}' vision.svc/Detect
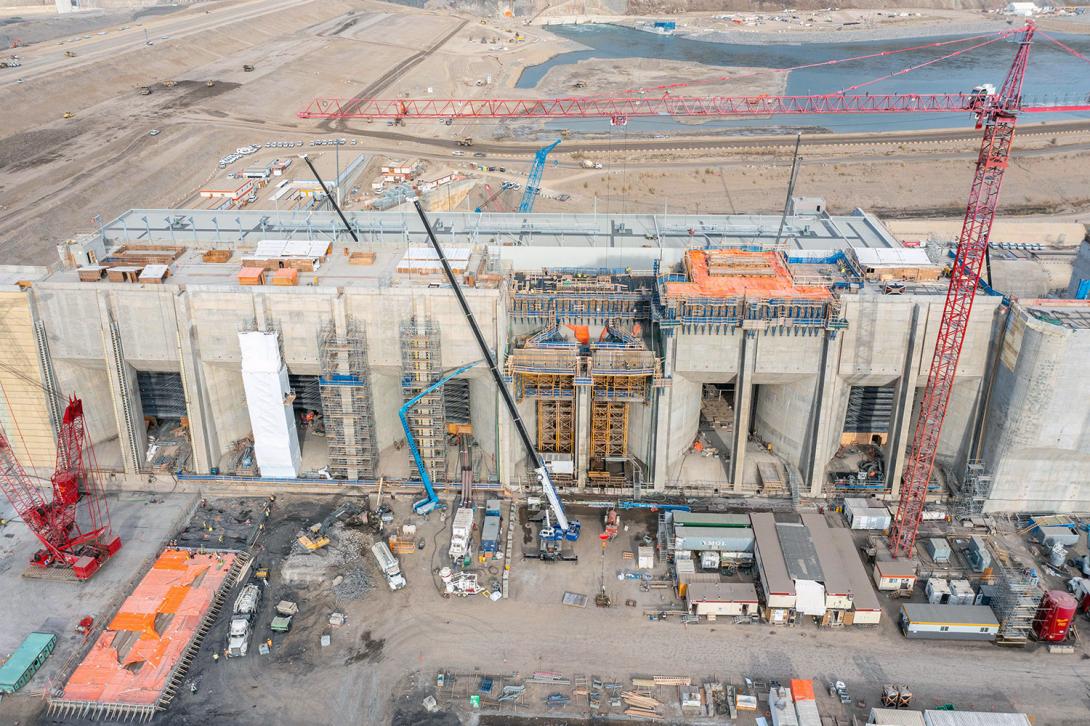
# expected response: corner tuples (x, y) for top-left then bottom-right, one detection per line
(0, 492), (197, 697)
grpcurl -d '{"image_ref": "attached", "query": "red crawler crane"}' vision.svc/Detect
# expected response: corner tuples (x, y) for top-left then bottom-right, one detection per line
(302, 23), (1089, 556)
(0, 397), (122, 579)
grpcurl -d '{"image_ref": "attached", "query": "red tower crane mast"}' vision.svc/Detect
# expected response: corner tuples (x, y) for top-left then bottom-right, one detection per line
(300, 22), (1088, 556)
(0, 397), (122, 579)
(888, 23), (1035, 557)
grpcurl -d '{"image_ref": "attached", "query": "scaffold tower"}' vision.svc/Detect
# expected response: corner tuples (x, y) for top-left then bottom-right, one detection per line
(400, 316), (447, 479)
(319, 320), (379, 479)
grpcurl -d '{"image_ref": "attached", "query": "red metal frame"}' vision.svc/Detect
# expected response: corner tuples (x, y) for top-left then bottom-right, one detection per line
(0, 397), (121, 579)
(889, 23), (1036, 557)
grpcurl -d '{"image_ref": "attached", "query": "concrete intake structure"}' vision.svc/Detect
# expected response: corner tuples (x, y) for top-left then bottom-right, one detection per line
(1, 207), (1086, 512)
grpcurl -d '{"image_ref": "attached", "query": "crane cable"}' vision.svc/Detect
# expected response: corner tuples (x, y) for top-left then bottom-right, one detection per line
(1038, 29), (1090, 65)
(836, 32), (1017, 94)
(621, 29), (1019, 96)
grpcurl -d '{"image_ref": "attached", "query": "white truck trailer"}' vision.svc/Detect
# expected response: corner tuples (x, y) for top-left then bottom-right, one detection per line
(226, 583), (261, 657)
(370, 541), (407, 590)
(448, 507), (475, 561)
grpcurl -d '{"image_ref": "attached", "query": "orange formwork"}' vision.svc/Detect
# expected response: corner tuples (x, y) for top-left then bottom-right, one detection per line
(665, 250), (830, 301)
(58, 549), (237, 709)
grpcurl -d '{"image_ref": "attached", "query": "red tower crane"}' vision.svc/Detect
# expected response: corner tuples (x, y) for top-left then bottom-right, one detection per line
(0, 397), (122, 579)
(301, 23), (1089, 556)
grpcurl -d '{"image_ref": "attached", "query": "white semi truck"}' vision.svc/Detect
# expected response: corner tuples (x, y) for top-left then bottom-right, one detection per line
(448, 507), (475, 561)
(226, 583), (261, 657)
(370, 541), (406, 590)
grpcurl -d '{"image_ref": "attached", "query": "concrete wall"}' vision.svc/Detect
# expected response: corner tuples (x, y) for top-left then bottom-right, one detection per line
(0, 289), (56, 467)
(19, 268), (1058, 508)
(983, 304), (1090, 512)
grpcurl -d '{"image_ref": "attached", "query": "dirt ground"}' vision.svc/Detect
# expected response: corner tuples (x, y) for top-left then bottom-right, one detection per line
(3, 490), (1089, 725)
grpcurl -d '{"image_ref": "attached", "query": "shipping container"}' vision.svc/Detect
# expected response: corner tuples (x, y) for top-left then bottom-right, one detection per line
(480, 515), (501, 553)
(769, 686), (799, 726)
(900, 603), (998, 640)
(0, 632), (56, 693)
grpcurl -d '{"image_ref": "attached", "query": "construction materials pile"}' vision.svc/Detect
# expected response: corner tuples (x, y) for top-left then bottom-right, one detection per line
(622, 690), (663, 719)
(282, 522), (373, 592)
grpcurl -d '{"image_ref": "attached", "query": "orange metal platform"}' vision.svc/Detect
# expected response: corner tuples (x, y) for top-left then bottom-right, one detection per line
(665, 250), (830, 301)
(60, 549), (237, 707)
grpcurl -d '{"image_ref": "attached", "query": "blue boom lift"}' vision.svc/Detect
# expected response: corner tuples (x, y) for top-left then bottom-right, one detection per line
(402, 361), (480, 515)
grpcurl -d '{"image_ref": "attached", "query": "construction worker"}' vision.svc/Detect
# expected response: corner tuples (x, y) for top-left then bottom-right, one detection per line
(212, 652), (220, 663)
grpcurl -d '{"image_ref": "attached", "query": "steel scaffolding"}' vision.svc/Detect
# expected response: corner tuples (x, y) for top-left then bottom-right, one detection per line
(991, 562), (1042, 645)
(537, 399), (575, 455)
(509, 272), (652, 322)
(319, 320), (378, 479)
(400, 316), (447, 479)
(955, 459), (993, 518)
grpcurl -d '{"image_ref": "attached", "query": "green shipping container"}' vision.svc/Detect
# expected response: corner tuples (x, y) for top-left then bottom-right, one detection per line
(0, 632), (56, 693)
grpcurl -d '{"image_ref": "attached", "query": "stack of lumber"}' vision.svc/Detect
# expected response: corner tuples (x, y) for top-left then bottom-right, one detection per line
(622, 691), (663, 719)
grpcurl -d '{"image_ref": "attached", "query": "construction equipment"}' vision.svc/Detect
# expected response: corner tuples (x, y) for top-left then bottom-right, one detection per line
(0, 397), (122, 580)
(296, 501), (360, 550)
(517, 138), (561, 213)
(270, 600), (297, 633)
(473, 182), (513, 213)
(413, 201), (581, 558)
(889, 23), (1037, 557)
(226, 583), (261, 657)
(400, 361), (480, 515)
(64, 50), (76, 58)
(137, 86), (151, 95)
(457, 137), (473, 147)
(602, 508), (620, 541)
(63, 111), (74, 119)
(243, 64), (255, 72)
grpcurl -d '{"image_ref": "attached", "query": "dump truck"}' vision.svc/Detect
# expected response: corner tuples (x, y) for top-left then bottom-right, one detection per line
(138, 86), (151, 95)
(243, 64), (254, 72)
(270, 600), (297, 633)
(226, 583), (261, 657)
(370, 541), (406, 590)
(457, 137), (473, 147)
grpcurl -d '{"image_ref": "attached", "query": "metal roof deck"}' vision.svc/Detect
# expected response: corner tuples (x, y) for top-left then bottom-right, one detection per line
(751, 512), (794, 597)
(801, 512), (852, 596)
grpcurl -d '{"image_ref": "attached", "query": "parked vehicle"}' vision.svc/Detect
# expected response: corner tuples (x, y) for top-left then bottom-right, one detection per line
(226, 584), (261, 657)
(270, 600), (297, 633)
(370, 541), (406, 590)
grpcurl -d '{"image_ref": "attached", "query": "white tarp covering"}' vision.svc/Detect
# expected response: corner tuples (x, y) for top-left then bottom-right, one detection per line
(794, 579), (827, 617)
(853, 247), (932, 268)
(239, 331), (301, 478)
(253, 239), (330, 258)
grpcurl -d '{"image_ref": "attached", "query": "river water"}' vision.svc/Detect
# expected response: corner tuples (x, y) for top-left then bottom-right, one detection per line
(516, 24), (1090, 134)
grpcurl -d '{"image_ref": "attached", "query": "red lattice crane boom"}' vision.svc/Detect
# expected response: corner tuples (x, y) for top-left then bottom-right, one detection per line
(889, 23), (1036, 557)
(0, 397), (122, 579)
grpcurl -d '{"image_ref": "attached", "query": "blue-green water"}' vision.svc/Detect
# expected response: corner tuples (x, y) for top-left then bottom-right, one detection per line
(516, 24), (1090, 133)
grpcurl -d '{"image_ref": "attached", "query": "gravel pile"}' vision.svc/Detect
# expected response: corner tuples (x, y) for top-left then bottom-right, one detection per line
(333, 565), (373, 600)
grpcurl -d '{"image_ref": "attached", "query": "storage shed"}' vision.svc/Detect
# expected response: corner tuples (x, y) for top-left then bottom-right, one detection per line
(873, 558), (917, 592)
(923, 711), (1030, 726)
(752, 512), (796, 622)
(923, 537), (951, 563)
(843, 498), (892, 530)
(685, 582), (759, 618)
(868, 708), (925, 725)
(830, 527), (882, 625)
(672, 525), (754, 556)
(899, 603), (999, 641)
